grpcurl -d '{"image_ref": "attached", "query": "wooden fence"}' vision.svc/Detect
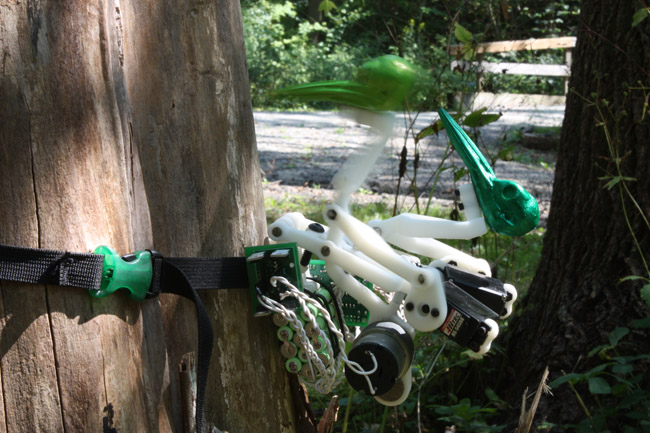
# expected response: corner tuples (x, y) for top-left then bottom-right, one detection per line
(449, 36), (577, 99)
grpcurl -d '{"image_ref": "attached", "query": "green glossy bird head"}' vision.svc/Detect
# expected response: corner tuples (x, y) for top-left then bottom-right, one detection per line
(438, 108), (540, 236)
(273, 55), (420, 111)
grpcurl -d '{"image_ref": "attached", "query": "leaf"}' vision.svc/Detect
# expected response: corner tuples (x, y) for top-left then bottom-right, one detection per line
(454, 166), (468, 182)
(318, 0), (337, 14)
(454, 23), (473, 43)
(620, 275), (648, 282)
(641, 284), (650, 308)
(485, 387), (500, 402)
(549, 372), (584, 388)
(416, 120), (443, 141)
(587, 344), (609, 357)
(630, 316), (650, 329)
(588, 377), (611, 394)
(608, 326), (629, 347)
(463, 108), (502, 127)
(632, 8), (649, 27)
(612, 363), (634, 375)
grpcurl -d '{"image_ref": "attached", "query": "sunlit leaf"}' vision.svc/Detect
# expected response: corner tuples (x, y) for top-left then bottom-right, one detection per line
(318, 0), (337, 14)
(416, 120), (443, 141)
(463, 108), (501, 127)
(454, 23), (473, 43)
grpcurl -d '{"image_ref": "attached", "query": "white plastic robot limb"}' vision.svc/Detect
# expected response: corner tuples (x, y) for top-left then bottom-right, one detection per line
(268, 213), (412, 314)
(368, 184), (486, 240)
(502, 284), (517, 318)
(367, 183), (490, 275)
(476, 318), (499, 355)
(374, 231), (492, 277)
(332, 109), (394, 209)
(323, 203), (448, 332)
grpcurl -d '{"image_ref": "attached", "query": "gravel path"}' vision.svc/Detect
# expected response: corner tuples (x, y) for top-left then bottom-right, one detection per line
(255, 106), (564, 226)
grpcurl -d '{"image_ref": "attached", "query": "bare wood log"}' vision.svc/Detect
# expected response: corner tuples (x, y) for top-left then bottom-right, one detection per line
(1, 0), (305, 431)
(1, 0), (166, 431)
(452, 60), (570, 77)
(122, 1), (309, 431)
(516, 366), (550, 433)
(179, 353), (197, 433)
(449, 37), (577, 54)
(317, 396), (340, 433)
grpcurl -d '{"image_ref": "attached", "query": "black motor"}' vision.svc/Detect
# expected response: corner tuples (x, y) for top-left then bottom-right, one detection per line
(345, 321), (414, 396)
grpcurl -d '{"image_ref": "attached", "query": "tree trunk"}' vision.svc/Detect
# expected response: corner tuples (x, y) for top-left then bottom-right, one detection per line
(120, 1), (304, 431)
(498, 0), (650, 427)
(0, 1), (303, 432)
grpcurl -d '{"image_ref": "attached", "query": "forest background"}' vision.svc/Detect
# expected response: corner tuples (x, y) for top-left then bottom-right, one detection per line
(241, 0), (581, 109)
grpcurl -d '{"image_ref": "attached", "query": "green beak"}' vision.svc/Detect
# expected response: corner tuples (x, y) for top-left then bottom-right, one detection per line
(438, 108), (540, 236)
(273, 55), (420, 112)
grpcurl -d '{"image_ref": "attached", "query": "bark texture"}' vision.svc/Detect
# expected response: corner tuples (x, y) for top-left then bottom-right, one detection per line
(499, 0), (650, 428)
(0, 1), (301, 432)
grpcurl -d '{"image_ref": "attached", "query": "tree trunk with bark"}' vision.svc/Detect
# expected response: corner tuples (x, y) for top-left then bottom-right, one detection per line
(498, 0), (650, 428)
(0, 1), (305, 432)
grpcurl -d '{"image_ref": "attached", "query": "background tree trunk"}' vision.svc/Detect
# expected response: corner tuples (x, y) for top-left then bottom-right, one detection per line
(0, 1), (302, 432)
(498, 0), (650, 427)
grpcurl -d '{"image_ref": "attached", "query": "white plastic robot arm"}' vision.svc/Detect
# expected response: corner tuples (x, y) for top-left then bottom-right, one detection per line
(367, 183), (491, 276)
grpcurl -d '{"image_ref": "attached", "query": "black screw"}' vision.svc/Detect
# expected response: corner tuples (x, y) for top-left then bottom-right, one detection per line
(430, 308), (439, 317)
(417, 274), (426, 284)
(421, 304), (430, 314)
(271, 227), (282, 237)
(405, 302), (414, 311)
(308, 223), (325, 233)
(326, 209), (337, 220)
(458, 202), (465, 211)
(321, 246), (330, 257)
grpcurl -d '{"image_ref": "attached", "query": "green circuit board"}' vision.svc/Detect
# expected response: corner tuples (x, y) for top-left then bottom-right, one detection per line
(245, 243), (302, 316)
(308, 260), (370, 327)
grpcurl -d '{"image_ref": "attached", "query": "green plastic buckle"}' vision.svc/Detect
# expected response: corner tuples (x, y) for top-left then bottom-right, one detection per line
(90, 246), (154, 301)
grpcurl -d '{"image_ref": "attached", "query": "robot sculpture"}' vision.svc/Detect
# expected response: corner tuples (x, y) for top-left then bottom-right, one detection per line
(246, 55), (539, 406)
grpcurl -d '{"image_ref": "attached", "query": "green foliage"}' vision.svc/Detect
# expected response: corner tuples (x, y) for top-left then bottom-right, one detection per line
(549, 323), (650, 433)
(241, 0), (369, 109)
(242, 0), (582, 108)
(632, 8), (650, 27)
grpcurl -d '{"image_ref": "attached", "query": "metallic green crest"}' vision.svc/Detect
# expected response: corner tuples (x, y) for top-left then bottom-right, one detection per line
(438, 108), (540, 236)
(273, 55), (419, 111)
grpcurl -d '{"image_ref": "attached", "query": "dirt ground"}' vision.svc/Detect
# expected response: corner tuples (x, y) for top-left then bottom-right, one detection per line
(255, 107), (564, 226)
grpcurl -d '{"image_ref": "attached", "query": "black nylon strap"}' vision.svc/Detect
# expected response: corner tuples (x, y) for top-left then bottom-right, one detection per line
(0, 244), (104, 290)
(0, 244), (249, 433)
(157, 260), (214, 433)
(158, 257), (248, 291)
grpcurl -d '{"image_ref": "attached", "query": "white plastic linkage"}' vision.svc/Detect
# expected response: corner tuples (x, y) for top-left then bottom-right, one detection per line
(267, 107), (518, 402)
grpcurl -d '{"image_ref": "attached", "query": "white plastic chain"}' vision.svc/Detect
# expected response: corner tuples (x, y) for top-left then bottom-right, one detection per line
(258, 276), (379, 395)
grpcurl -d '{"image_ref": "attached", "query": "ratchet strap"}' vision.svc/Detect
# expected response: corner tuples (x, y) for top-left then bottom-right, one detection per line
(0, 243), (249, 433)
